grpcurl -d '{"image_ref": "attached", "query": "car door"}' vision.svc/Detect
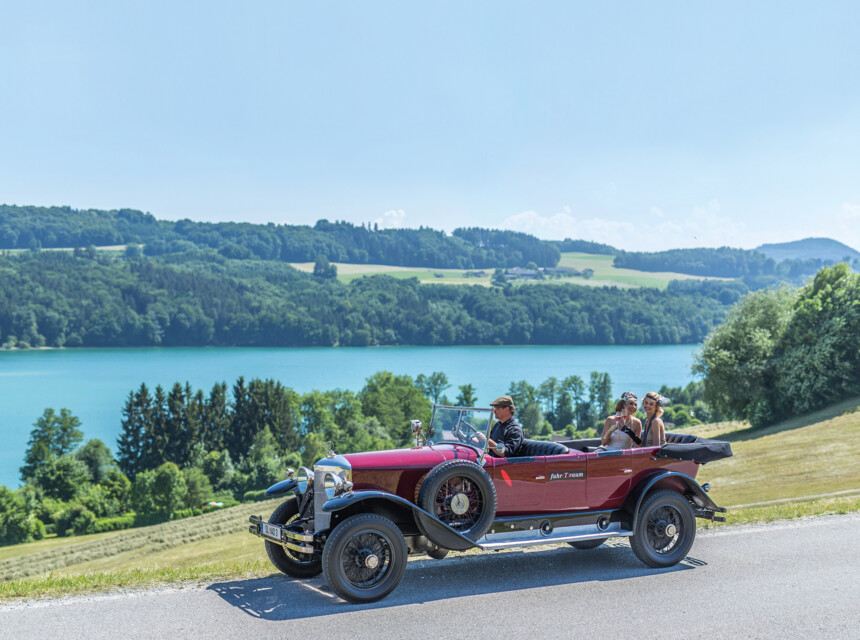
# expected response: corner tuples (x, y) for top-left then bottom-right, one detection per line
(488, 455), (547, 513)
(585, 449), (634, 509)
(543, 450), (588, 511)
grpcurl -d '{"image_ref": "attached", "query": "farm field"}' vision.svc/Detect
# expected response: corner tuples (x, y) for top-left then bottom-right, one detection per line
(3, 398), (858, 599)
(290, 252), (723, 289)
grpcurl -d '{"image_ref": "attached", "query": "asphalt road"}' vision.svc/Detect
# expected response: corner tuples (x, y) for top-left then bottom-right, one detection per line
(3, 514), (858, 639)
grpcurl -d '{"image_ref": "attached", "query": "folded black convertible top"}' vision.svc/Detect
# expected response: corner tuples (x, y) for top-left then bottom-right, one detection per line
(657, 433), (733, 464)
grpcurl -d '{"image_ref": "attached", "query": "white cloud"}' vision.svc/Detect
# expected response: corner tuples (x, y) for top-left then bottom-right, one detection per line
(502, 207), (635, 245)
(373, 209), (407, 229)
(502, 200), (747, 250)
(839, 202), (860, 220)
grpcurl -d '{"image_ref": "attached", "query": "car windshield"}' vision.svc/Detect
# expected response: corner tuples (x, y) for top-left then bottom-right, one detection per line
(427, 405), (494, 448)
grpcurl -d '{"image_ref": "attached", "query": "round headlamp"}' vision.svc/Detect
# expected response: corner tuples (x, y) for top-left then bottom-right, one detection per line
(296, 466), (314, 494)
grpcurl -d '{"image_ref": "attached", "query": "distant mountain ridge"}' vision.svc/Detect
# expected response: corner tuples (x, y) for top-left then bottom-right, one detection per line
(755, 237), (860, 264)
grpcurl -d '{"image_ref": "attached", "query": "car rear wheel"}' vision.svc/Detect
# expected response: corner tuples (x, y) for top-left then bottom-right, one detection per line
(567, 538), (608, 550)
(416, 459), (497, 547)
(630, 490), (695, 568)
(322, 513), (408, 604)
(265, 497), (322, 578)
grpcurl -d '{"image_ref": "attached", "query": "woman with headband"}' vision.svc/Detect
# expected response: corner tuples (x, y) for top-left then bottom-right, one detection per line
(600, 391), (643, 450)
(641, 391), (668, 447)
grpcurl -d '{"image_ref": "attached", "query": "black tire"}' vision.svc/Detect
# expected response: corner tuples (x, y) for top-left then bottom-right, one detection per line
(427, 547), (449, 560)
(567, 538), (608, 550)
(265, 497), (322, 579)
(416, 459), (497, 543)
(322, 513), (408, 604)
(630, 490), (696, 568)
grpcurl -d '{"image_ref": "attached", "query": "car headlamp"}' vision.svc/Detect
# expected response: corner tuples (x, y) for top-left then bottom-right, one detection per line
(296, 466), (313, 494)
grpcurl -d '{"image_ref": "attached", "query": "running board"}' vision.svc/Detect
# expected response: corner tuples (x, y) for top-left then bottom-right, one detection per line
(476, 514), (633, 550)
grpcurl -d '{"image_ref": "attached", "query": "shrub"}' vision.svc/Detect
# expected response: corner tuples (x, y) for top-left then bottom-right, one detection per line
(242, 489), (269, 503)
(71, 508), (97, 535)
(91, 514), (135, 533)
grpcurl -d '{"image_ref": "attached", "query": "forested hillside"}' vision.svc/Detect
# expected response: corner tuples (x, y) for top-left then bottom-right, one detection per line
(755, 237), (860, 264)
(0, 250), (746, 348)
(0, 205), (558, 268)
(613, 246), (836, 281)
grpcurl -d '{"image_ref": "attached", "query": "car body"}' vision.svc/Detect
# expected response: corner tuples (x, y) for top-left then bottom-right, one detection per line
(249, 405), (731, 603)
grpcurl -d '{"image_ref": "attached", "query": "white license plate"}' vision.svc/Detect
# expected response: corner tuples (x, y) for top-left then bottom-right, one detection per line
(260, 522), (282, 541)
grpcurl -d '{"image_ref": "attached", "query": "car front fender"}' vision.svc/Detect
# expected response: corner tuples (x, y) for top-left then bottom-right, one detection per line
(323, 490), (479, 551)
(628, 471), (724, 530)
(265, 478), (298, 497)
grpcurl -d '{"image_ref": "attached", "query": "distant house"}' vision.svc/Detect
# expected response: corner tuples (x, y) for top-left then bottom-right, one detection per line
(543, 267), (580, 277)
(505, 267), (539, 279)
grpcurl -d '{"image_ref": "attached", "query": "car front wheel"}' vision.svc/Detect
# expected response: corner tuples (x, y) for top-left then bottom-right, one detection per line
(265, 497), (322, 578)
(322, 513), (408, 604)
(630, 489), (695, 568)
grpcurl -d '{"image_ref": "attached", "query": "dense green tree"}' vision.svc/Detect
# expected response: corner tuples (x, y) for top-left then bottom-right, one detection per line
(359, 372), (431, 444)
(0, 486), (38, 545)
(454, 384), (477, 407)
(130, 469), (157, 515)
(416, 372), (450, 404)
(75, 439), (116, 484)
(20, 408), (83, 481)
(182, 467), (214, 509)
(117, 384), (153, 479)
(694, 287), (796, 426)
(33, 455), (90, 501)
(151, 462), (187, 516)
(202, 450), (235, 490)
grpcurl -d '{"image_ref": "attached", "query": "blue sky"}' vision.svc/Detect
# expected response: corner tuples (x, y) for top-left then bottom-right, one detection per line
(2, 1), (859, 251)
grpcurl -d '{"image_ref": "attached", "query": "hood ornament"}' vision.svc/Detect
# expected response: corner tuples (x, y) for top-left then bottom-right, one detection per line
(325, 441), (336, 458)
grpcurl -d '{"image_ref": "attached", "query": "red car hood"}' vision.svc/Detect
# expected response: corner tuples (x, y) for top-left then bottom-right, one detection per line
(344, 444), (479, 470)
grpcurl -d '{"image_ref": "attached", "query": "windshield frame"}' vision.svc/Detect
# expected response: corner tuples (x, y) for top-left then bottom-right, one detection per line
(428, 404), (495, 459)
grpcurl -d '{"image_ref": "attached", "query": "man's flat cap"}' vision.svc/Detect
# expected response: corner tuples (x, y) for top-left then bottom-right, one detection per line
(490, 395), (516, 410)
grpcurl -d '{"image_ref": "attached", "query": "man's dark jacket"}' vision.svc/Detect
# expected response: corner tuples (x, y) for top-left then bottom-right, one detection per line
(490, 417), (524, 457)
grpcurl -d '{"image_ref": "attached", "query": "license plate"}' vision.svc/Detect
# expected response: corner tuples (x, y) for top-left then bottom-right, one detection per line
(260, 522), (282, 541)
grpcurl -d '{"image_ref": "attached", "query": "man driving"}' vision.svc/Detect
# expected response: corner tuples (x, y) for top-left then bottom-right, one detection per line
(485, 395), (524, 457)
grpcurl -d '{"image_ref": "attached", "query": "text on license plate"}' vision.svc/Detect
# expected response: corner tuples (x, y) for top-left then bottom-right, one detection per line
(261, 522), (282, 541)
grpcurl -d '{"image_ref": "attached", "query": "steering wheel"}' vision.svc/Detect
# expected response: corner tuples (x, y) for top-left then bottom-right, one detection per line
(452, 419), (481, 444)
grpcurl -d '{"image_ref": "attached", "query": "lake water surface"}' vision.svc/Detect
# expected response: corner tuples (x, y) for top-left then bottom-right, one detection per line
(0, 345), (700, 486)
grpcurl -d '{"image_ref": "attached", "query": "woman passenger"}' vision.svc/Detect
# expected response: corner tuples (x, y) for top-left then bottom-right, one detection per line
(600, 393), (643, 449)
(641, 391), (667, 446)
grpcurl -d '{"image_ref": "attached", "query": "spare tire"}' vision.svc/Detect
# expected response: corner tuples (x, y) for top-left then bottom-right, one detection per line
(416, 459), (497, 548)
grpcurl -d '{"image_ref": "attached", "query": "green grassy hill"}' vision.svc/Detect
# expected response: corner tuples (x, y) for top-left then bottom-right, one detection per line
(3, 399), (858, 600)
(290, 252), (726, 289)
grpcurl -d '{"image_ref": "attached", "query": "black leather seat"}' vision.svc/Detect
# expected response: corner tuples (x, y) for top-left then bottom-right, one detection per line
(517, 439), (569, 457)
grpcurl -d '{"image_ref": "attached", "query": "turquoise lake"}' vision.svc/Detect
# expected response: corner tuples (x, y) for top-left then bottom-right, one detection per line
(0, 345), (699, 486)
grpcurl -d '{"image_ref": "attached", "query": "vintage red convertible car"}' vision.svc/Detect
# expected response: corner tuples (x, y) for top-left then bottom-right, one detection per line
(249, 405), (732, 603)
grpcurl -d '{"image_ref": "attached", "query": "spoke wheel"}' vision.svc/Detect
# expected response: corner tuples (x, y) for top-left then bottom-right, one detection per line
(323, 513), (408, 604)
(265, 497), (322, 579)
(416, 459), (497, 550)
(630, 490), (695, 568)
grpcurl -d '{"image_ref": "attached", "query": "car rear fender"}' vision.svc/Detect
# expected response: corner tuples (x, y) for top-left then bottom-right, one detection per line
(322, 491), (479, 550)
(265, 478), (298, 497)
(627, 471), (724, 529)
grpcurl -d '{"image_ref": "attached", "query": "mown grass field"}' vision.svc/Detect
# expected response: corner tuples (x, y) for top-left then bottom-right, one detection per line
(290, 252), (723, 289)
(3, 399), (858, 600)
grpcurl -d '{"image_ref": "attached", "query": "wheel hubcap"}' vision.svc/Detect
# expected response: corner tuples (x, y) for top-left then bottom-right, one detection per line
(450, 492), (470, 515)
(364, 554), (379, 569)
(645, 505), (683, 555)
